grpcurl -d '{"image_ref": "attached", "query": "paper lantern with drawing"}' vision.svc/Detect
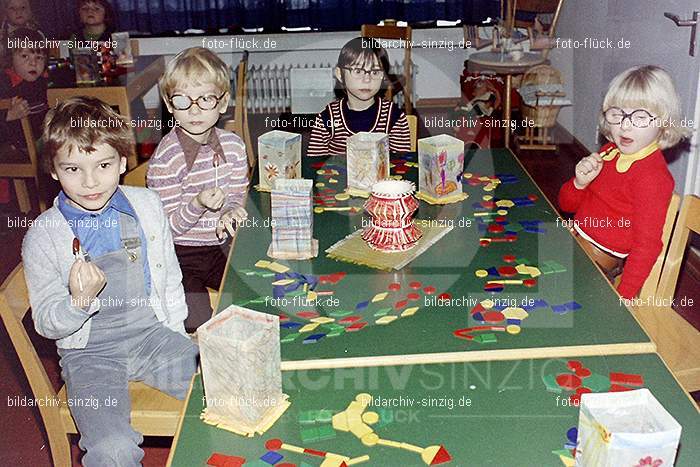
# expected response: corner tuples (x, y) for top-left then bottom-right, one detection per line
(198, 305), (290, 437)
(417, 134), (466, 204)
(346, 132), (389, 195)
(257, 130), (302, 191)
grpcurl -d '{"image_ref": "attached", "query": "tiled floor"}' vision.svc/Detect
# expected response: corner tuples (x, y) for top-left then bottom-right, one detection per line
(1, 110), (697, 466)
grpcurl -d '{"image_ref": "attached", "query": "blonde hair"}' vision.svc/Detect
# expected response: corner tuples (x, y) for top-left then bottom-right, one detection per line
(159, 47), (231, 102)
(599, 65), (689, 149)
(42, 96), (133, 174)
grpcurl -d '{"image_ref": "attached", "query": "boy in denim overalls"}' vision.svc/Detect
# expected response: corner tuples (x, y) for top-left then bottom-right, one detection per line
(22, 97), (197, 466)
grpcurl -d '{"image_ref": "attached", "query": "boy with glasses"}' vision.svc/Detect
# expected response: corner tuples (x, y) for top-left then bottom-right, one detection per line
(148, 47), (249, 331)
(558, 66), (689, 299)
(308, 37), (411, 156)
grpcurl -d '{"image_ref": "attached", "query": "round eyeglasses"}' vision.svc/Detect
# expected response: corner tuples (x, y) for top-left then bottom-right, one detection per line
(341, 67), (385, 80)
(603, 107), (657, 128)
(169, 92), (227, 111)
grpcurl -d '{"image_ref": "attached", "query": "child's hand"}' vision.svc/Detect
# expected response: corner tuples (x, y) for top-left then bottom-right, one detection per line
(574, 152), (604, 189)
(69, 260), (106, 310)
(216, 206), (248, 240)
(6, 97), (30, 121)
(195, 187), (225, 211)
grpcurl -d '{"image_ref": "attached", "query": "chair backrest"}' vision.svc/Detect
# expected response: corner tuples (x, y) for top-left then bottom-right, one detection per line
(0, 98), (45, 212)
(361, 22), (413, 115)
(512, 0), (564, 59)
(657, 195), (700, 300)
(0, 98), (40, 174)
(230, 51), (255, 175)
(0, 264), (66, 457)
(406, 114), (418, 152)
(638, 193), (681, 300)
(511, 0), (563, 28)
(130, 39), (140, 57)
(122, 160), (149, 187)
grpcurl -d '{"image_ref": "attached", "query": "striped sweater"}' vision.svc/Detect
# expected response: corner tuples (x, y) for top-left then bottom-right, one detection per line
(147, 128), (249, 246)
(307, 97), (411, 156)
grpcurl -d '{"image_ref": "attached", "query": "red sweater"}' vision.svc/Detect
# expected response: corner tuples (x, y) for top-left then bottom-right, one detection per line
(558, 142), (674, 298)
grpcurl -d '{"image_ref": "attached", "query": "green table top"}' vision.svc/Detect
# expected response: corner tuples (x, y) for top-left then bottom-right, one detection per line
(217, 149), (651, 368)
(168, 353), (699, 467)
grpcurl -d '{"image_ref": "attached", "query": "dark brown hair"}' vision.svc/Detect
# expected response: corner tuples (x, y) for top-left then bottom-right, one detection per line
(42, 96), (133, 173)
(337, 36), (390, 73)
(78, 0), (116, 29)
(335, 37), (392, 98)
(3, 27), (47, 68)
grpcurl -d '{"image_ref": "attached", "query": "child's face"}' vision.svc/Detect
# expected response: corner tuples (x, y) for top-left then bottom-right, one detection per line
(51, 142), (126, 212)
(607, 107), (662, 154)
(5, 0), (31, 26)
(12, 49), (46, 82)
(79, 1), (106, 26)
(336, 54), (384, 104)
(166, 81), (228, 143)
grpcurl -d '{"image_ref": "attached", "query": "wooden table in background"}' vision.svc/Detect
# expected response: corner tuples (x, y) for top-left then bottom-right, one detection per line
(468, 52), (546, 148)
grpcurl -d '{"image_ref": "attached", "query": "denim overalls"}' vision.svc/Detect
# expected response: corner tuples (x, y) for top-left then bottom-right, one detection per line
(58, 212), (198, 467)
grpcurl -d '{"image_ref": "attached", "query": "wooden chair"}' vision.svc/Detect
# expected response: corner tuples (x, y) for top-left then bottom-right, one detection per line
(129, 39), (140, 57)
(0, 264), (186, 467)
(637, 193), (681, 300)
(631, 195), (700, 392)
(658, 195), (700, 301)
(361, 21), (413, 115)
(0, 98), (46, 213)
(122, 160), (148, 187)
(406, 114), (418, 152)
(509, 0), (564, 59)
(609, 193), (680, 297)
(223, 51), (254, 176)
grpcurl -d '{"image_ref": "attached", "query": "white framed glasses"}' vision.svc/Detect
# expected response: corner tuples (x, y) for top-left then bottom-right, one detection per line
(603, 107), (657, 128)
(169, 92), (227, 111)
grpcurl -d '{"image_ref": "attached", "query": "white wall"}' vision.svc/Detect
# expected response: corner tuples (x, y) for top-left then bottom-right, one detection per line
(549, 0), (612, 148)
(136, 28), (468, 109)
(550, 0), (700, 193)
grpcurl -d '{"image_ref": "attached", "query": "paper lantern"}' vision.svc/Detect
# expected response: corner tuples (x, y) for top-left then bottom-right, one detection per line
(257, 130), (302, 191)
(346, 132), (389, 196)
(417, 134), (467, 204)
(268, 178), (317, 259)
(576, 389), (681, 467)
(198, 305), (290, 436)
(362, 180), (422, 252)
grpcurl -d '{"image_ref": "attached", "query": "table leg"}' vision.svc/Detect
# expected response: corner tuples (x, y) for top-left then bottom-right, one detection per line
(504, 74), (512, 148)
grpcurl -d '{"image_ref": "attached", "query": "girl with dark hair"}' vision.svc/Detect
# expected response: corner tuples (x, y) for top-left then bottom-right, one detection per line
(70, 0), (116, 44)
(307, 37), (411, 156)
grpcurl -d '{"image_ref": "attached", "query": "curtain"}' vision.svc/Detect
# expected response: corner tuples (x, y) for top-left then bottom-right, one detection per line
(32, 0), (80, 39)
(114, 1), (501, 34)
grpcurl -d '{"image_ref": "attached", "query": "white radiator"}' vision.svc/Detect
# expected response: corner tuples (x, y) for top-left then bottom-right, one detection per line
(235, 61), (407, 114)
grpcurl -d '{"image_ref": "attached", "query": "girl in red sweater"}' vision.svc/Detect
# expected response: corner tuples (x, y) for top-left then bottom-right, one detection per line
(558, 66), (689, 299)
